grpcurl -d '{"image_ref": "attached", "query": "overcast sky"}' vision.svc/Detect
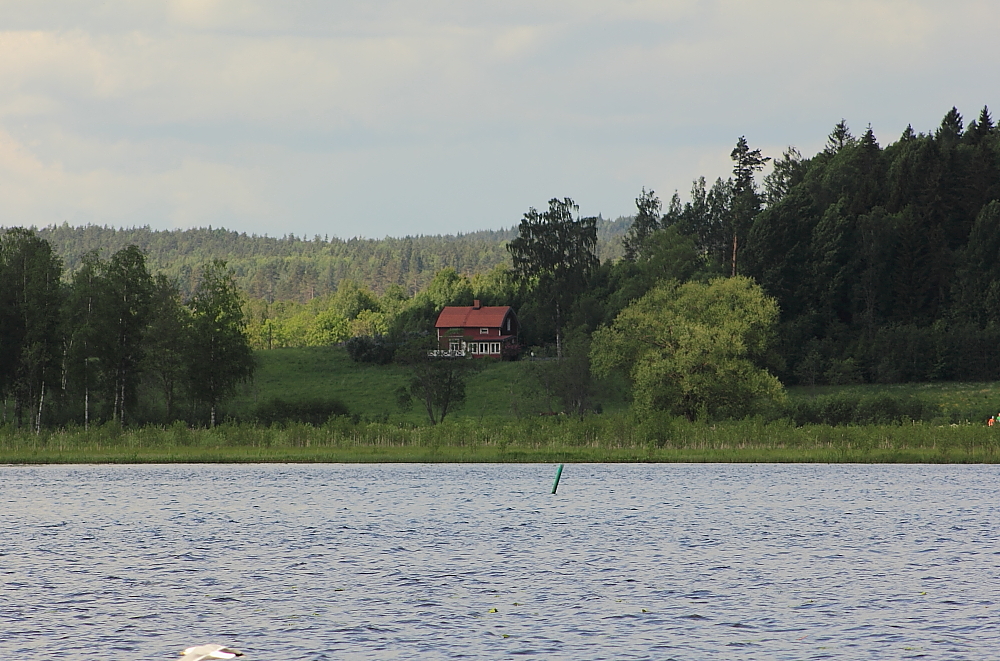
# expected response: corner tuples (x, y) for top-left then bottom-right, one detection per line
(0, 1), (995, 238)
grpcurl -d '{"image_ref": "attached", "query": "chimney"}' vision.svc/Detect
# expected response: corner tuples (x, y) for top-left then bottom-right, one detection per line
(473, 299), (481, 309)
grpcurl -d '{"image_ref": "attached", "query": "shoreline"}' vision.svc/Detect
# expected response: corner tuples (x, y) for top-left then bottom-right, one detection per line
(2, 445), (997, 465)
(4, 416), (1000, 464)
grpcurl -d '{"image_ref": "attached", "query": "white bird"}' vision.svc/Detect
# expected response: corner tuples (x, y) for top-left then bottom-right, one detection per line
(179, 644), (243, 661)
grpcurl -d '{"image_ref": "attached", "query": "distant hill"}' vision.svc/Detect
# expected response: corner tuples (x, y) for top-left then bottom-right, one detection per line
(14, 217), (632, 301)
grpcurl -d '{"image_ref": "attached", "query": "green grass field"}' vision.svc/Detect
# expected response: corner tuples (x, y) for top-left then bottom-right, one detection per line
(786, 381), (1000, 424)
(228, 346), (1000, 425)
(226, 346), (631, 424)
(7, 346), (1000, 464)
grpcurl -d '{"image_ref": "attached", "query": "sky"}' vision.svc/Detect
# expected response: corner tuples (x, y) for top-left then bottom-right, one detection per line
(0, 1), (996, 239)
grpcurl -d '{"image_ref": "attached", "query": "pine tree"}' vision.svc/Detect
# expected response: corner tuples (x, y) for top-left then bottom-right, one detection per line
(936, 107), (964, 144)
(826, 119), (855, 153)
(622, 188), (662, 261)
(729, 136), (770, 276)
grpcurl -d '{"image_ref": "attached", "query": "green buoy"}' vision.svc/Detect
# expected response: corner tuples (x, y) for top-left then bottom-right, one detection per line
(551, 463), (564, 494)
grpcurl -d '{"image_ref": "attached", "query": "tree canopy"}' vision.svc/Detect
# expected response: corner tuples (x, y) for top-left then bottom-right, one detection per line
(591, 277), (784, 419)
(508, 197), (599, 357)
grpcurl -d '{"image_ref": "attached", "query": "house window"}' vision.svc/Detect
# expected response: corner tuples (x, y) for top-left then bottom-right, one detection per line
(449, 339), (461, 351)
(490, 342), (500, 354)
(480, 328), (489, 335)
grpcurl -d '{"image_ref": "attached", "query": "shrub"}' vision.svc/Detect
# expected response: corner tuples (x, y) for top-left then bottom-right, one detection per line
(251, 397), (350, 426)
(344, 334), (396, 364)
(781, 392), (929, 426)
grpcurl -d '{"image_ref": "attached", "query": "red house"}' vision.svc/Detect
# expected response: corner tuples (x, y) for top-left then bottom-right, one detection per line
(433, 300), (519, 357)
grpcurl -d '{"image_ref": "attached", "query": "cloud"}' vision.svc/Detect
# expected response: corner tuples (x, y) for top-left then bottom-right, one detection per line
(0, 0), (996, 237)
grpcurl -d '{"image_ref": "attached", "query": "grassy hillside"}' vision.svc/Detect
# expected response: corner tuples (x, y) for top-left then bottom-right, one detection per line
(786, 382), (1000, 424)
(226, 346), (1000, 426)
(226, 346), (630, 424)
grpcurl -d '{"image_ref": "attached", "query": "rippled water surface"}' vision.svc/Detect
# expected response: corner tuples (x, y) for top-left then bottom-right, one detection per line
(1, 463), (999, 660)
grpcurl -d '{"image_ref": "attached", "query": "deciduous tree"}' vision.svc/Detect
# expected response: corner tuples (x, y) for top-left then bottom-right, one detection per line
(508, 198), (598, 358)
(186, 260), (255, 427)
(591, 276), (783, 419)
(395, 336), (480, 424)
(0, 229), (64, 431)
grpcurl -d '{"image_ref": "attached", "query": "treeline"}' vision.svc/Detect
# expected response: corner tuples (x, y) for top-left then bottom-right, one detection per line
(5, 104), (1000, 431)
(740, 107), (1000, 384)
(26, 218), (630, 303)
(575, 106), (1000, 388)
(0, 229), (254, 430)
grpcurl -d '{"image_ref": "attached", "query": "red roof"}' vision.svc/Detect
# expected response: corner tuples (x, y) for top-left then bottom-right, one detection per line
(435, 305), (513, 328)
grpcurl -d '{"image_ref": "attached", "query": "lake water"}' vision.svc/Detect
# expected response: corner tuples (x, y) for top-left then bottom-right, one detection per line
(1, 463), (998, 660)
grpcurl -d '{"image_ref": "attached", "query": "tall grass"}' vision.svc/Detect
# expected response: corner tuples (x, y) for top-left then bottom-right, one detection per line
(3, 413), (999, 464)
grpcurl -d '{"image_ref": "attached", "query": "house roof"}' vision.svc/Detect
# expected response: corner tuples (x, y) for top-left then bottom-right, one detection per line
(435, 305), (514, 329)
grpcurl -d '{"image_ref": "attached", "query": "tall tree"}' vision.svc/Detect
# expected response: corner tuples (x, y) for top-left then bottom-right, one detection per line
(825, 119), (855, 153)
(64, 251), (109, 428)
(186, 260), (255, 427)
(103, 245), (154, 424)
(0, 229), (64, 431)
(936, 106), (964, 144)
(507, 197), (598, 358)
(143, 274), (191, 422)
(622, 188), (662, 261)
(763, 147), (804, 206)
(729, 136), (770, 276)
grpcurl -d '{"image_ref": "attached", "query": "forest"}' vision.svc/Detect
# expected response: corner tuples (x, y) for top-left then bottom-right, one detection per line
(2, 104), (1000, 431)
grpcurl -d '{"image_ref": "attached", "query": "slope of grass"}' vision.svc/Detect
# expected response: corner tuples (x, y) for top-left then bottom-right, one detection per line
(228, 346), (1000, 426)
(786, 381), (1000, 424)
(226, 346), (629, 423)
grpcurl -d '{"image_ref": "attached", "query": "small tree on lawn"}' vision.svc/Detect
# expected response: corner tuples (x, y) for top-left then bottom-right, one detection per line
(395, 336), (480, 425)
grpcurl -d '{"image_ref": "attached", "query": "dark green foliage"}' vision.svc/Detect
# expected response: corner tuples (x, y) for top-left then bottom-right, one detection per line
(508, 198), (599, 358)
(28, 219), (633, 303)
(0, 229), (64, 430)
(344, 334), (396, 364)
(621, 188), (662, 261)
(736, 106), (1000, 384)
(778, 392), (928, 426)
(103, 245), (155, 423)
(528, 332), (597, 418)
(729, 136), (770, 276)
(250, 397), (349, 426)
(143, 275), (191, 421)
(394, 336), (481, 425)
(953, 201), (1000, 324)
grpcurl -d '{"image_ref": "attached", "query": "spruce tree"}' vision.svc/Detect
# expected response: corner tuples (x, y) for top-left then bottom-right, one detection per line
(622, 188), (662, 261)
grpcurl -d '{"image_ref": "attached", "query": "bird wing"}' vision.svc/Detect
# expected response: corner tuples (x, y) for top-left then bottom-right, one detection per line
(179, 644), (243, 660)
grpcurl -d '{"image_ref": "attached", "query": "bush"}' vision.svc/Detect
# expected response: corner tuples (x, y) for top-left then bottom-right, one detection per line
(251, 397), (350, 426)
(780, 392), (929, 426)
(344, 334), (396, 364)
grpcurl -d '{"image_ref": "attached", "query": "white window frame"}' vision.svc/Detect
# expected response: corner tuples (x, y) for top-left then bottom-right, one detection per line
(480, 327), (489, 335)
(490, 342), (500, 354)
